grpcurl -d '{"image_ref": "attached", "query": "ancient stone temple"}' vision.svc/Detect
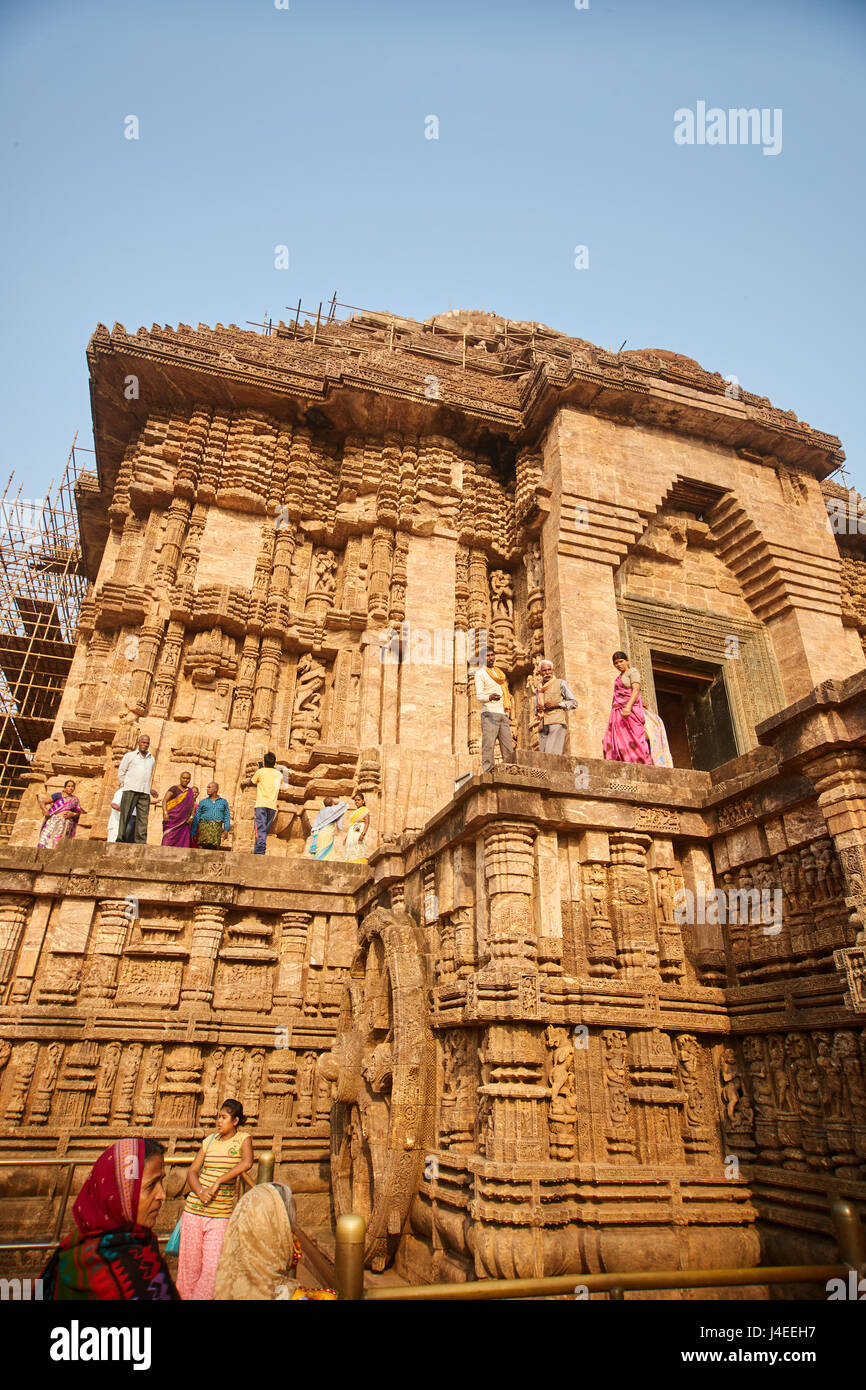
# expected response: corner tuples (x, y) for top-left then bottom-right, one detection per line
(1, 306), (865, 1290)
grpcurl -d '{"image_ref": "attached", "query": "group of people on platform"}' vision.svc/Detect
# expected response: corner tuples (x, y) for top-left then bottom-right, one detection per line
(476, 647), (672, 772)
(35, 649), (670, 852)
(39, 1110), (335, 1302)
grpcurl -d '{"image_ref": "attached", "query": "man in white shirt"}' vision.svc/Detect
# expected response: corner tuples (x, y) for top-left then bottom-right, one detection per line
(473, 647), (515, 773)
(117, 733), (160, 844)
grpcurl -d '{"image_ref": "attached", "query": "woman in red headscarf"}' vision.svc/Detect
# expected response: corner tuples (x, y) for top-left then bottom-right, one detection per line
(40, 1137), (179, 1300)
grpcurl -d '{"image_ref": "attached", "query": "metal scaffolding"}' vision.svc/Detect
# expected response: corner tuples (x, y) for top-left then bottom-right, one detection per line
(0, 438), (92, 840)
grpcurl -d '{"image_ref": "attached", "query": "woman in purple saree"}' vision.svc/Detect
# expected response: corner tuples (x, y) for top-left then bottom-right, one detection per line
(37, 780), (83, 848)
(161, 771), (195, 847)
(602, 652), (653, 765)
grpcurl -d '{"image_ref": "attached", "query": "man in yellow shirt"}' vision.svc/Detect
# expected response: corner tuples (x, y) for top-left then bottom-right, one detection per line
(251, 752), (283, 855)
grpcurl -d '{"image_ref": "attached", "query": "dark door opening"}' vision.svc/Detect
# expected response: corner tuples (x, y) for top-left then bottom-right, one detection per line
(650, 655), (738, 771)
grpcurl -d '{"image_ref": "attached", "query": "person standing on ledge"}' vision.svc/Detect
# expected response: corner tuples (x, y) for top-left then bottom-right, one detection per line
(532, 658), (579, 755)
(602, 651), (653, 765)
(474, 645), (515, 773)
(192, 781), (232, 850)
(117, 733), (160, 844)
(161, 770), (196, 847)
(251, 752), (283, 855)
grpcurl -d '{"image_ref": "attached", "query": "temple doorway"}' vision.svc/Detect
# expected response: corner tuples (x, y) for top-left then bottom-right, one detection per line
(651, 654), (738, 771)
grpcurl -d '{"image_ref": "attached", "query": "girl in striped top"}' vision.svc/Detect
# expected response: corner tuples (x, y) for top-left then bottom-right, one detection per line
(177, 1100), (254, 1300)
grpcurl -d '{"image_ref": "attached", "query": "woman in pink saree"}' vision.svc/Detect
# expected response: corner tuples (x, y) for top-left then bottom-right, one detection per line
(161, 771), (195, 848)
(602, 652), (653, 765)
(37, 780), (83, 848)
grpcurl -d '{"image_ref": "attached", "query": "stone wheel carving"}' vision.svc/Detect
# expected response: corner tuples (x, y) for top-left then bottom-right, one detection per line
(326, 905), (434, 1271)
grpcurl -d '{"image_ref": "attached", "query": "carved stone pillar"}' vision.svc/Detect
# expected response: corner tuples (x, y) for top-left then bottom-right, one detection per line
(467, 549), (489, 635)
(111, 513), (144, 587)
(80, 900), (132, 1002)
(75, 632), (113, 721)
(0, 896), (30, 1001)
(113, 1043), (143, 1124)
(128, 617), (164, 714)
(155, 497), (191, 586)
(388, 533), (408, 626)
(368, 525), (394, 624)
(478, 1024), (548, 1163)
(29, 1043), (64, 1124)
(305, 548), (338, 625)
(150, 620), (185, 718)
(157, 1045), (203, 1128)
(231, 633), (260, 730)
(608, 833), (659, 980)
(601, 1029), (637, 1162)
(275, 910), (312, 1011)
(482, 823), (537, 966)
(181, 904), (227, 1005)
(627, 1029), (685, 1166)
(53, 1042), (100, 1129)
(250, 636), (282, 730)
(174, 407), (211, 498)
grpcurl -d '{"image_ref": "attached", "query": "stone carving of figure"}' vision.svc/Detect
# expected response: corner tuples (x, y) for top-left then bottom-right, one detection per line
(114, 1044), (142, 1121)
(545, 1025), (577, 1159)
(754, 861), (776, 894)
(294, 654), (326, 713)
(602, 1030), (632, 1129)
(768, 1035), (793, 1113)
(656, 869), (676, 925)
(799, 847), (817, 903)
(247, 1050), (265, 1095)
(811, 840), (833, 901)
(489, 570), (514, 620)
(244, 1049), (265, 1120)
(779, 853), (801, 909)
(201, 1047), (225, 1122)
(676, 1035), (707, 1129)
(0, 1039), (11, 1078)
(834, 1033), (866, 1125)
(523, 541), (542, 594)
(785, 1033), (822, 1125)
(827, 847), (845, 900)
(30, 1042), (64, 1123)
(814, 1033), (845, 1121)
(223, 1048), (245, 1100)
(134, 1044), (163, 1123)
(719, 1046), (752, 1128)
(92, 1041), (123, 1120)
(295, 1052), (317, 1126)
(313, 549), (338, 596)
(5, 1039), (39, 1120)
(742, 1036), (775, 1119)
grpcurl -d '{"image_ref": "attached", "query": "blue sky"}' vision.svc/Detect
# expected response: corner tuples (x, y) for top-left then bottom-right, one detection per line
(1, 0), (864, 501)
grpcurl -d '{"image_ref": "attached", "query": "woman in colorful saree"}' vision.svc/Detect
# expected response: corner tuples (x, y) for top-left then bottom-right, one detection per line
(307, 797), (347, 860)
(36, 780), (82, 849)
(40, 1137), (178, 1301)
(602, 652), (653, 765)
(342, 792), (371, 864)
(161, 771), (195, 847)
(214, 1182), (335, 1301)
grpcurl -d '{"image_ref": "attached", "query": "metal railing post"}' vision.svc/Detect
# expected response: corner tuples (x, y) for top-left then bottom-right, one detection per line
(335, 1213), (366, 1300)
(256, 1151), (275, 1185)
(832, 1199), (866, 1272)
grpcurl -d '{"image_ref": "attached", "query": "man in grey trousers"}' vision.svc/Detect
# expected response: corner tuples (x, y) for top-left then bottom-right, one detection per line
(474, 647), (515, 773)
